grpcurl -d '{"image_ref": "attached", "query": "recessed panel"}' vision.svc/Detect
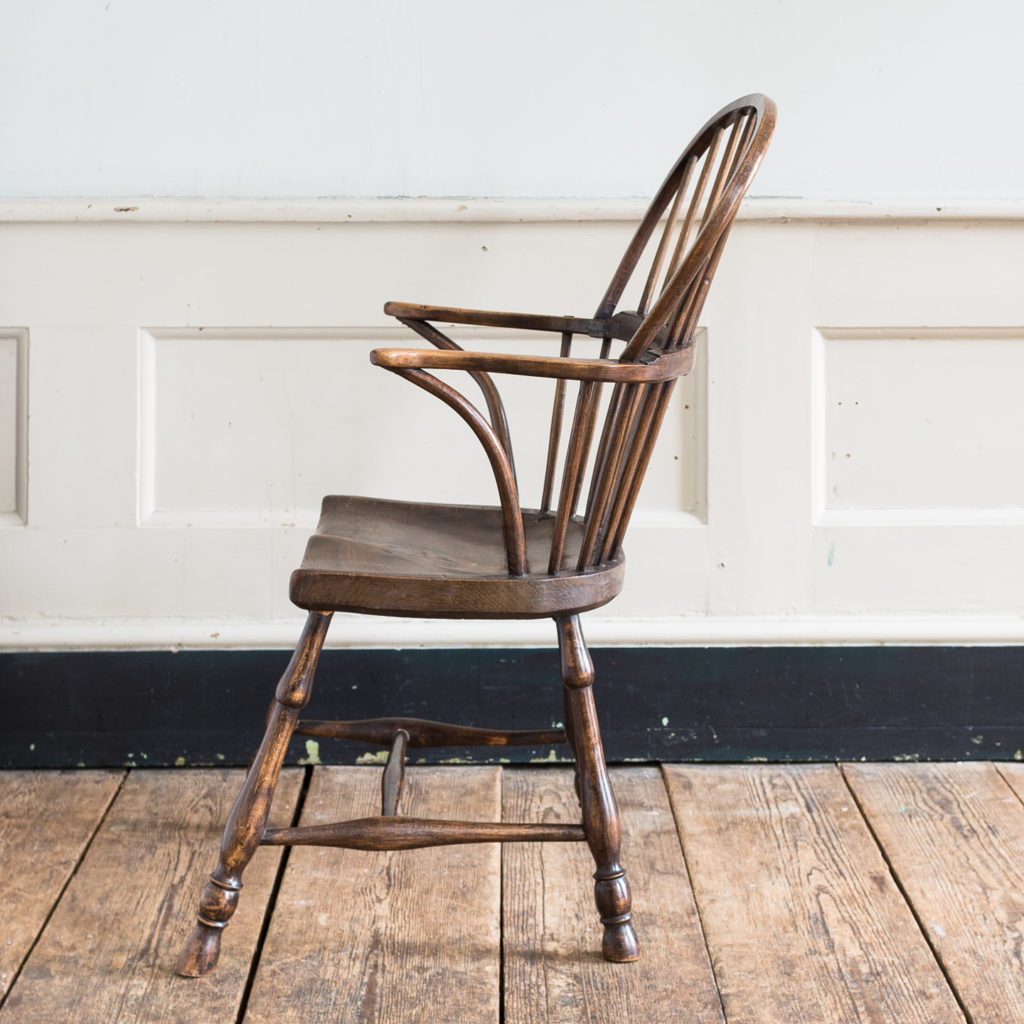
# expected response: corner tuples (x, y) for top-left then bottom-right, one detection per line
(820, 329), (1024, 513)
(0, 330), (27, 522)
(637, 329), (706, 519)
(140, 328), (705, 526)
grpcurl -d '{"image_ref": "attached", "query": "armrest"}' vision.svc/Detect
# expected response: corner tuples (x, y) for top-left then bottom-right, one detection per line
(370, 345), (694, 382)
(380, 364), (527, 576)
(384, 300), (605, 337)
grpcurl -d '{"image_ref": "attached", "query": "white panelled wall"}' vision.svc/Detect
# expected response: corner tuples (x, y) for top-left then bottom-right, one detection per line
(3, 202), (1024, 648)
(4, 0), (1024, 650)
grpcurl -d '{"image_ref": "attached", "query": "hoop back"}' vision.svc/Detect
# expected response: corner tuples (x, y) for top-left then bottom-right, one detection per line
(543, 95), (776, 573)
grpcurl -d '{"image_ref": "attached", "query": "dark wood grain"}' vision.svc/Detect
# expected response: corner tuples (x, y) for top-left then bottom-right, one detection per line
(178, 611), (330, 977)
(262, 816), (584, 849)
(664, 765), (965, 1024)
(295, 716), (565, 749)
(540, 332), (573, 513)
(242, 766), (502, 1024)
(557, 613), (637, 960)
(546, 381), (600, 573)
(294, 94), (775, 614)
(385, 366), (529, 575)
(180, 93), (775, 977)
(381, 302), (605, 336)
(289, 497), (625, 618)
(369, 344), (694, 382)
(847, 761), (1024, 1021)
(0, 768), (302, 1024)
(391, 314), (517, 486)
(0, 770), (123, 1007)
(502, 767), (724, 1024)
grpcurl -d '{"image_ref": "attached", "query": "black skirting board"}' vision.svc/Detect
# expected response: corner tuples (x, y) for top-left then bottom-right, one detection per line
(2, 646), (1023, 768)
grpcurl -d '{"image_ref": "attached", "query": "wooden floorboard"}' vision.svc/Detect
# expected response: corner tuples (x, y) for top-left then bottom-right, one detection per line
(0, 768), (302, 1024)
(0, 770), (124, 1006)
(5, 763), (1024, 1022)
(995, 761), (1024, 805)
(664, 764), (966, 1024)
(502, 766), (724, 1024)
(242, 765), (501, 1024)
(846, 761), (1024, 1022)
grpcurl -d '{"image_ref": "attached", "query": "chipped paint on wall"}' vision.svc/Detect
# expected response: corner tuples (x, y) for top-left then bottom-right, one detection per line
(355, 749), (388, 766)
(299, 740), (322, 765)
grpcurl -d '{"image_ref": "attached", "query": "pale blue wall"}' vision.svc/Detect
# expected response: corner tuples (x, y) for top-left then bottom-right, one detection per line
(2, 0), (1019, 200)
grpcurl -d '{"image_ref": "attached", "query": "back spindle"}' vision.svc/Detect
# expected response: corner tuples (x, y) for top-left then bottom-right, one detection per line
(637, 157), (696, 316)
(603, 380), (677, 561)
(540, 331), (573, 514)
(547, 380), (600, 574)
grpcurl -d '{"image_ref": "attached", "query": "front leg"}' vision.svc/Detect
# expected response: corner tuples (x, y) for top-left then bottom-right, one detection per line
(557, 614), (639, 962)
(176, 611), (331, 976)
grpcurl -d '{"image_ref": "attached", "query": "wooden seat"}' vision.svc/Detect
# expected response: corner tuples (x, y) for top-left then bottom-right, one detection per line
(177, 93), (776, 977)
(290, 496), (625, 618)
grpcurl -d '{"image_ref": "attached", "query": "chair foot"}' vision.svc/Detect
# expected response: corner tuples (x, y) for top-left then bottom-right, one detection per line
(175, 611), (331, 978)
(602, 921), (640, 962)
(558, 614), (640, 963)
(176, 917), (226, 977)
(177, 872), (241, 975)
(595, 871), (639, 962)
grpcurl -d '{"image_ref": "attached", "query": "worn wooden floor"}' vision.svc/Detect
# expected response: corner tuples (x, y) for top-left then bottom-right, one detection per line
(2, 763), (1024, 1023)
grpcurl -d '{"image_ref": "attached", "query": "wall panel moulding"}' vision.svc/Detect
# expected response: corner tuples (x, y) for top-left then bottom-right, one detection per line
(0, 329), (28, 526)
(2, 207), (1024, 653)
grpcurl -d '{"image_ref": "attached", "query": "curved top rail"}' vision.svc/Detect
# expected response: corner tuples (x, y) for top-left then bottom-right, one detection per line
(597, 94), (776, 362)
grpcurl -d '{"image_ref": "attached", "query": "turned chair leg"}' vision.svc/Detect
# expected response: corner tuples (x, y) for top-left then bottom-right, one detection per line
(176, 611), (332, 977)
(557, 614), (639, 962)
(563, 687), (582, 804)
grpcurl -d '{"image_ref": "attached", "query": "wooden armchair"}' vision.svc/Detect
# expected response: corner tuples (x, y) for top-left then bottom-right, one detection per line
(177, 94), (775, 976)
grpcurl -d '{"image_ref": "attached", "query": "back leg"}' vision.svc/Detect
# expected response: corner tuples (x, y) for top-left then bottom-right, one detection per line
(563, 686), (582, 803)
(176, 611), (331, 977)
(557, 614), (639, 962)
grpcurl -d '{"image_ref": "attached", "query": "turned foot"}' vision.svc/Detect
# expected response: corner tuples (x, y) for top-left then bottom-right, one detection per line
(176, 919), (225, 977)
(175, 611), (331, 978)
(602, 920), (640, 962)
(595, 871), (639, 962)
(176, 874), (240, 976)
(557, 614), (640, 963)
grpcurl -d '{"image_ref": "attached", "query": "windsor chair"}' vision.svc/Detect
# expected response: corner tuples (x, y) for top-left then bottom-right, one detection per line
(177, 93), (775, 976)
